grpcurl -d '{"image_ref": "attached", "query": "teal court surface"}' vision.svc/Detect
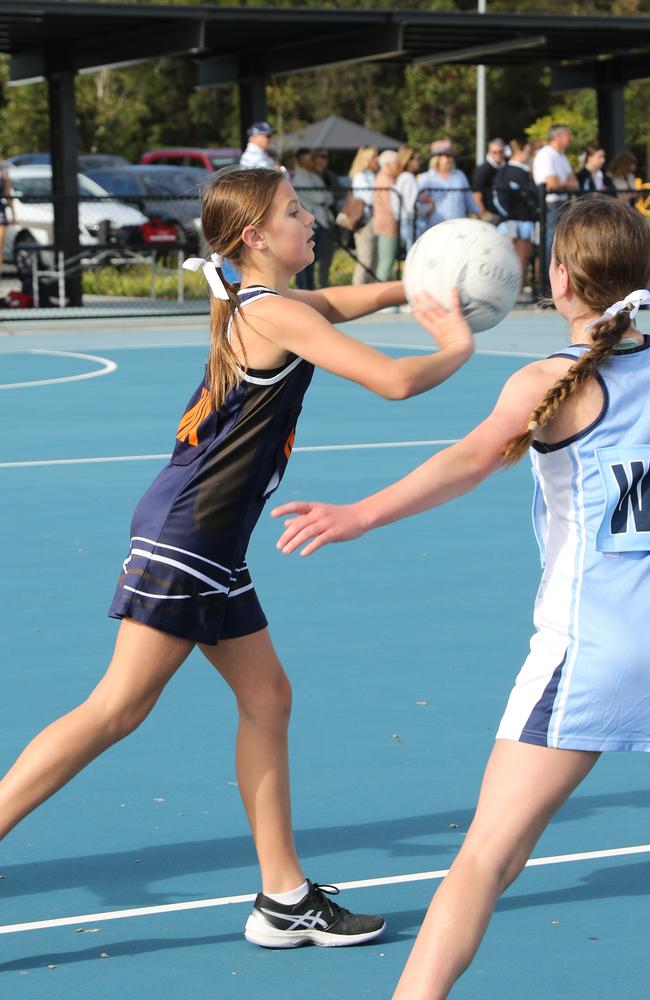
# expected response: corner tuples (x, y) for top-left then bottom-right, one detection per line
(1, 304), (650, 999)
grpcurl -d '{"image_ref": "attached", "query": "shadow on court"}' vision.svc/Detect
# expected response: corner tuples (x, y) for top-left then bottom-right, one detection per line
(497, 859), (650, 913)
(3, 787), (650, 909)
(0, 933), (241, 973)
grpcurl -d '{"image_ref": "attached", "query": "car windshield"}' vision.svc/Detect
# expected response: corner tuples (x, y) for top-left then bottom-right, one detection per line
(87, 172), (146, 197)
(209, 155), (239, 170)
(138, 169), (210, 196)
(11, 174), (111, 199)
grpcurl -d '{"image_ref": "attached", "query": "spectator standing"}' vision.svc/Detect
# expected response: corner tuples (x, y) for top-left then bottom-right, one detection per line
(493, 139), (538, 298)
(394, 145), (422, 254)
(609, 150), (639, 204)
(311, 149), (340, 287)
(291, 148), (333, 290)
(532, 123), (578, 270)
(472, 137), (506, 220)
(373, 150), (401, 282)
(576, 144), (616, 194)
(240, 122), (276, 169)
(416, 140), (478, 236)
(349, 145), (379, 285)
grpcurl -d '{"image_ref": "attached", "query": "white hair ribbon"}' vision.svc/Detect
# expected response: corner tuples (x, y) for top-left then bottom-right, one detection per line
(585, 288), (650, 331)
(182, 253), (230, 301)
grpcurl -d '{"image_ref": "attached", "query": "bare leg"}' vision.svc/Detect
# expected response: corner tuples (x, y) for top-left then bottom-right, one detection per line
(392, 740), (599, 1000)
(200, 629), (304, 894)
(0, 619), (192, 840)
(514, 238), (533, 292)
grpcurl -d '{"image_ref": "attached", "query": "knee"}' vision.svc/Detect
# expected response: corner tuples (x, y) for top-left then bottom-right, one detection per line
(453, 840), (528, 898)
(237, 669), (293, 728)
(83, 688), (159, 744)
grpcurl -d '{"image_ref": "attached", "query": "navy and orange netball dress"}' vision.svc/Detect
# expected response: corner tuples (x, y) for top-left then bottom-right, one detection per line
(109, 287), (314, 644)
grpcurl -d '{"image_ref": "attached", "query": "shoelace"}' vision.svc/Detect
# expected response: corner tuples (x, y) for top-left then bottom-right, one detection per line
(310, 883), (350, 919)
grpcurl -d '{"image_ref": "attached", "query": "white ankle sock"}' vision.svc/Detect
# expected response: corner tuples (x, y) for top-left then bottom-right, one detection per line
(265, 880), (309, 905)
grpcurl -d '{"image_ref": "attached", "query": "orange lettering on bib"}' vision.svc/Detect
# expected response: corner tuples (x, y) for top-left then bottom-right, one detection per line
(284, 429), (296, 461)
(176, 387), (212, 447)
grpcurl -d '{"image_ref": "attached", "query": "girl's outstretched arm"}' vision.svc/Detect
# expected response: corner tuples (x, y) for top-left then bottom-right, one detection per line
(272, 359), (561, 556)
(287, 280), (405, 323)
(248, 289), (474, 400)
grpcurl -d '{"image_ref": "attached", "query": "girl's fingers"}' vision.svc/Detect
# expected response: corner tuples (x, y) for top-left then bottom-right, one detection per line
(449, 287), (463, 313)
(280, 522), (324, 554)
(300, 534), (329, 557)
(271, 501), (313, 518)
(276, 517), (311, 550)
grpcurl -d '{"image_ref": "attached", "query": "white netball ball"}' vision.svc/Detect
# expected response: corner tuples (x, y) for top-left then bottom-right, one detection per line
(404, 218), (520, 332)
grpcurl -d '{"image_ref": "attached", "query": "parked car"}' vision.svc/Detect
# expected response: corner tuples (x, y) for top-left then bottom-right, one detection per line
(4, 165), (152, 270)
(83, 164), (210, 252)
(140, 147), (240, 172)
(7, 152), (51, 167)
(7, 153), (129, 170)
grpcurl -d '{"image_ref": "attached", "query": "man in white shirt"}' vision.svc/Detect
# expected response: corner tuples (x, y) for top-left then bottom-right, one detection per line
(240, 122), (277, 169)
(532, 123), (578, 274)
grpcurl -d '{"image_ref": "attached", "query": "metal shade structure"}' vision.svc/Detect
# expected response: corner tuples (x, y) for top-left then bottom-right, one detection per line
(1, 1), (648, 304)
(277, 116), (401, 153)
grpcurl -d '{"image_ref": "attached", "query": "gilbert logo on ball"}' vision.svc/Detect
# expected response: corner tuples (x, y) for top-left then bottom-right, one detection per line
(404, 219), (520, 332)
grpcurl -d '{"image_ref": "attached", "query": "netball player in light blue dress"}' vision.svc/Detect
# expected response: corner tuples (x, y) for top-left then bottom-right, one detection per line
(273, 195), (650, 994)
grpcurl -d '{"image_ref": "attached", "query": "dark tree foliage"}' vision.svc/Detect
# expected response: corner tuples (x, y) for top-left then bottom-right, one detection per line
(0, 0), (648, 173)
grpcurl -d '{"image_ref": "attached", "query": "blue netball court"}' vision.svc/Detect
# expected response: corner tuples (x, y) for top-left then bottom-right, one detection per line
(1, 305), (650, 999)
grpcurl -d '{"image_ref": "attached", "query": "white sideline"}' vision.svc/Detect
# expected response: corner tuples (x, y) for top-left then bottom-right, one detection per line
(1, 842), (649, 936)
(0, 441), (459, 469)
(0, 349), (117, 390)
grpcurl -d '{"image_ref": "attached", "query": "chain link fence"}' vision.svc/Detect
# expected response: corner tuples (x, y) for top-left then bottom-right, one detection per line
(0, 179), (645, 320)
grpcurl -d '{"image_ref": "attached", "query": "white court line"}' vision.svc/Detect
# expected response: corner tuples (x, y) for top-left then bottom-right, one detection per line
(365, 342), (546, 360)
(0, 349), (117, 390)
(0, 441), (459, 470)
(81, 340), (546, 360)
(1, 842), (649, 936)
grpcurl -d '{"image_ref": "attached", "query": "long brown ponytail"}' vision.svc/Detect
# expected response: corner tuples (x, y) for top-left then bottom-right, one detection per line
(199, 168), (284, 409)
(503, 196), (650, 465)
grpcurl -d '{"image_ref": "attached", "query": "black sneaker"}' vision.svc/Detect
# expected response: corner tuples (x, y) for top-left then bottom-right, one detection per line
(244, 880), (385, 948)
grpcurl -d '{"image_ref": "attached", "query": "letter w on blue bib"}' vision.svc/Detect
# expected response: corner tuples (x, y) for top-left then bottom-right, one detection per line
(596, 446), (650, 552)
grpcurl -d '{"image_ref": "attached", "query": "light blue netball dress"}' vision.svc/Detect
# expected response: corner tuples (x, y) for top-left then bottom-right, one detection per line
(497, 336), (650, 751)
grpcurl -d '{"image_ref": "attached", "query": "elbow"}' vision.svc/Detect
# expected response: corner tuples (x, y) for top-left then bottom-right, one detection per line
(382, 375), (414, 401)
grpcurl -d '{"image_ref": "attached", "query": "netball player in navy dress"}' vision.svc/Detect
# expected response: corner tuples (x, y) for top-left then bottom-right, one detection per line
(0, 167), (473, 948)
(274, 195), (650, 990)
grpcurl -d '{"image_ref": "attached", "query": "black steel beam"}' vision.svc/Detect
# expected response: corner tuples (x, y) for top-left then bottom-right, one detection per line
(552, 51), (650, 91)
(197, 54), (239, 89)
(264, 25), (404, 77)
(10, 21), (207, 82)
(47, 61), (82, 306)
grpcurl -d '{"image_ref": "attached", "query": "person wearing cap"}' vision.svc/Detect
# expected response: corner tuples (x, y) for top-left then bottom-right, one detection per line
(240, 122), (277, 170)
(416, 140), (478, 236)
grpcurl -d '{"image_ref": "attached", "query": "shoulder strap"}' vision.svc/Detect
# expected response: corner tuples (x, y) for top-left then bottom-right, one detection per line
(228, 287), (303, 385)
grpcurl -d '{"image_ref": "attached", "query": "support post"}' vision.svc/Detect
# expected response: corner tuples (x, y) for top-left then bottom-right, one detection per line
(597, 84), (626, 158)
(47, 62), (82, 306)
(238, 56), (268, 150)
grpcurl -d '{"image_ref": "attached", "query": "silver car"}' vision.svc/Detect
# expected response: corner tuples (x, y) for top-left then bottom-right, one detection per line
(4, 164), (150, 270)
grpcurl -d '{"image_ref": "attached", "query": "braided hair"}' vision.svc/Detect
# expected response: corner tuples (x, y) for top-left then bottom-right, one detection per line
(503, 196), (650, 465)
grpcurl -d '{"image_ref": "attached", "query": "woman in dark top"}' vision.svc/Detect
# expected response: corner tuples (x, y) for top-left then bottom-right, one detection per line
(576, 144), (616, 195)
